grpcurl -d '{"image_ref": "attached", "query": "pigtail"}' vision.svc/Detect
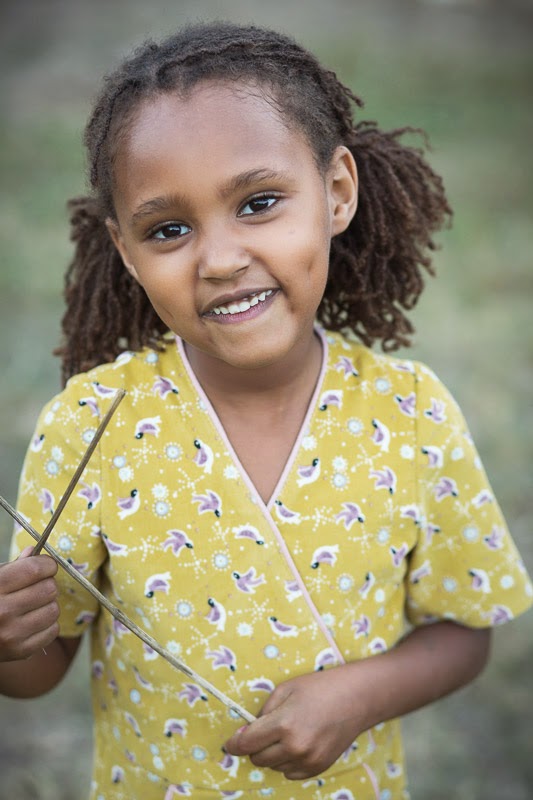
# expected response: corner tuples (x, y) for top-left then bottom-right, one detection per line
(321, 122), (452, 351)
(54, 196), (166, 385)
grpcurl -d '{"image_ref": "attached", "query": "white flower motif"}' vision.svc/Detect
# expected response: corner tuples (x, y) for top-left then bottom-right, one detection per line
(375, 377), (391, 394)
(51, 401), (61, 412)
(332, 473), (348, 489)
(51, 446), (64, 463)
(165, 444), (181, 461)
(347, 418), (363, 436)
(500, 575), (514, 589)
(191, 746), (207, 761)
(237, 623), (253, 637)
(451, 447), (464, 461)
(44, 411), (55, 425)
(400, 445), (415, 460)
(130, 689), (141, 704)
(166, 640), (182, 655)
(442, 578), (457, 592)
(57, 534), (73, 552)
(462, 526), (478, 542)
(82, 429), (96, 444)
(338, 575), (354, 592)
(118, 466), (133, 482)
(145, 352), (159, 364)
(377, 528), (390, 544)
(302, 435), (317, 451)
(213, 553), (229, 569)
(113, 455), (127, 468)
(263, 645), (279, 659)
(332, 456), (348, 472)
(249, 770), (265, 783)
(154, 501), (170, 517)
(176, 601), (192, 618)
(151, 483), (168, 500)
(45, 460), (59, 476)
(223, 465), (239, 480)
(322, 613), (336, 628)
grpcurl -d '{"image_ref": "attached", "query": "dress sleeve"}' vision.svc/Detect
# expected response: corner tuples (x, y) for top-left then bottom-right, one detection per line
(9, 376), (109, 636)
(405, 363), (533, 628)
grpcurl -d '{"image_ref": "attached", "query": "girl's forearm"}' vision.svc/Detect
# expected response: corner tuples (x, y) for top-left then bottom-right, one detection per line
(0, 635), (81, 699)
(352, 621), (491, 730)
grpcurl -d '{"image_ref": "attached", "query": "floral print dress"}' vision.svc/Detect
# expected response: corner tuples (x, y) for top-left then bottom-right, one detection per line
(11, 328), (533, 800)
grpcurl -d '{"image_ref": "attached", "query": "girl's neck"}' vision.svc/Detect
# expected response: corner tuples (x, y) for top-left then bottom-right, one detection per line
(183, 327), (322, 413)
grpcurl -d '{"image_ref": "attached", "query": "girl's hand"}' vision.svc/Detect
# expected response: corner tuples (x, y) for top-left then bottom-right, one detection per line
(0, 546), (60, 662)
(224, 666), (368, 780)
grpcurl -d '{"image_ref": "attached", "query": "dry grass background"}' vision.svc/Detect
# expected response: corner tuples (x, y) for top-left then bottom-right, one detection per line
(0, 1), (532, 798)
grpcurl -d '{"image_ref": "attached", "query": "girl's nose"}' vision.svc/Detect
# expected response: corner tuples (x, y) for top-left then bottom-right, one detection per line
(197, 228), (250, 280)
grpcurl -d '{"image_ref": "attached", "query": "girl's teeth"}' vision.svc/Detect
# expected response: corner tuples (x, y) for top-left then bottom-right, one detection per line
(212, 289), (273, 316)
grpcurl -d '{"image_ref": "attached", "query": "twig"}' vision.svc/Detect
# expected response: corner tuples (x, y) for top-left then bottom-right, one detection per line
(0, 495), (255, 723)
(32, 389), (126, 555)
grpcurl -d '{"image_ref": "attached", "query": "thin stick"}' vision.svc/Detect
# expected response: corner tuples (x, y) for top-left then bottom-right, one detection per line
(32, 389), (126, 555)
(0, 494), (255, 723)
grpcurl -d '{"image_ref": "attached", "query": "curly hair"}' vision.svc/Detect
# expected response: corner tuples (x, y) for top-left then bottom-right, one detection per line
(55, 21), (452, 384)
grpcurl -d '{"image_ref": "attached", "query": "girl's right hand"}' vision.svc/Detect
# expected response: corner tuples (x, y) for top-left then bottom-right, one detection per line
(0, 546), (60, 662)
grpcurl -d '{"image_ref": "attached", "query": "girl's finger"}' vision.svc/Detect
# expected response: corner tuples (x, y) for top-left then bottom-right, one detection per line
(249, 742), (289, 769)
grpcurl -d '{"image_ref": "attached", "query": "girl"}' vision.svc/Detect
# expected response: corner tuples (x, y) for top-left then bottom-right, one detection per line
(0, 21), (531, 800)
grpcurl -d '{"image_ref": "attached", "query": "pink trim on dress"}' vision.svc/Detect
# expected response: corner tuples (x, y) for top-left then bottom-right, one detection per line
(176, 330), (346, 666)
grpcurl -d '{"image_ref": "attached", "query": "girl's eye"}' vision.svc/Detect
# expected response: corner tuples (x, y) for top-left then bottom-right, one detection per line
(151, 223), (191, 240)
(238, 195), (278, 217)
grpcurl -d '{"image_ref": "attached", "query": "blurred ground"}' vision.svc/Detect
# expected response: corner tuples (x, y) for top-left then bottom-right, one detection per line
(0, 0), (532, 798)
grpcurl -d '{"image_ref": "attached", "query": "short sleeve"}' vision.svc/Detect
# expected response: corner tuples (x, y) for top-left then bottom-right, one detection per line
(405, 364), (533, 628)
(10, 377), (109, 636)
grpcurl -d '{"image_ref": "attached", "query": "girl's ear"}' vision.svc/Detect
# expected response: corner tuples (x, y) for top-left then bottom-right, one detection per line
(105, 218), (140, 281)
(327, 146), (358, 237)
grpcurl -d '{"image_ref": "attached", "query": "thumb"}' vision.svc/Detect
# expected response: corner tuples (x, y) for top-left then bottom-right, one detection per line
(18, 545), (35, 559)
(258, 681), (293, 717)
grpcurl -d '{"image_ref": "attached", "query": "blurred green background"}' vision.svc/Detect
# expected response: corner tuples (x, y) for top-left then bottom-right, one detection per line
(0, 0), (532, 798)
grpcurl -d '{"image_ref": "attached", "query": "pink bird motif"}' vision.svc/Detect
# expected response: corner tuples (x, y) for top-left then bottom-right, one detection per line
(386, 761), (402, 778)
(221, 792), (244, 799)
(30, 433), (45, 452)
(91, 660), (104, 679)
(434, 477), (459, 502)
(193, 438), (214, 474)
(165, 785), (192, 798)
(233, 525), (264, 545)
(124, 712), (141, 737)
(332, 790), (355, 800)
(268, 616), (298, 637)
(92, 381), (118, 398)
(484, 525), (504, 550)
(370, 466), (397, 494)
(193, 490), (222, 517)
(394, 392), (416, 417)
(143, 643), (158, 661)
(314, 648), (337, 671)
(409, 560), (432, 584)
(163, 529), (194, 557)
(206, 597), (227, 631)
(232, 567), (266, 594)
(78, 481), (101, 510)
(178, 683), (208, 706)
(424, 398), (447, 423)
(273, 499), (301, 525)
(390, 542), (409, 568)
(472, 489), (493, 508)
(206, 645), (237, 671)
(66, 557), (89, 574)
(164, 718), (188, 737)
(319, 389), (343, 411)
(335, 502), (365, 529)
(144, 571), (171, 598)
(297, 457), (320, 487)
(335, 356), (359, 379)
(284, 578), (302, 603)
(469, 568), (491, 593)
(153, 375), (179, 398)
(39, 488), (55, 515)
(421, 445), (443, 468)
(75, 610), (96, 626)
(487, 605), (513, 625)
(78, 397), (100, 417)
(369, 638), (387, 654)
(219, 752), (240, 778)
(134, 415), (161, 439)
(102, 533), (129, 556)
(371, 418), (390, 452)
(352, 614), (371, 638)
(112, 618), (130, 638)
(400, 504), (422, 525)
(311, 544), (339, 569)
(111, 766), (125, 784)
(359, 571), (375, 598)
(133, 667), (154, 691)
(117, 488), (140, 520)
(247, 677), (275, 693)
(424, 522), (441, 546)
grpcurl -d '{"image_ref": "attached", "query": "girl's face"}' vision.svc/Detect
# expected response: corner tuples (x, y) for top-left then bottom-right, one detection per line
(108, 82), (357, 373)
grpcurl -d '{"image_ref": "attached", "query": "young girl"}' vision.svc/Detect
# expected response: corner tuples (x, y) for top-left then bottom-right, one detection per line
(1, 21), (531, 800)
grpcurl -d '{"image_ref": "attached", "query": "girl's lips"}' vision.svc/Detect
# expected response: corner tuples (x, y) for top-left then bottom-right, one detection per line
(204, 289), (278, 324)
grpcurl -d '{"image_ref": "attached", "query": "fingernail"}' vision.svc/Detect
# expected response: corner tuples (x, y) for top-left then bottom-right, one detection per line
(237, 725), (247, 734)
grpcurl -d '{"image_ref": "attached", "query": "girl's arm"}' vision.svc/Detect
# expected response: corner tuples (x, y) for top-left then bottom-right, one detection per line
(0, 547), (81, 697)
(225, 620), (491, 780)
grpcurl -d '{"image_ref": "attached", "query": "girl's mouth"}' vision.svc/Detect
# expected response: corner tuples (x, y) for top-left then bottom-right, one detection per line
(205, 289), (277, 323)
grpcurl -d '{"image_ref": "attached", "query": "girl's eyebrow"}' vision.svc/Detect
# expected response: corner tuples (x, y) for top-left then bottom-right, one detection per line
(130, 167), (291, 223)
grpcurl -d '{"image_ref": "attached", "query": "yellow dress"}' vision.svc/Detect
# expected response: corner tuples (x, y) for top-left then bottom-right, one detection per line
(11, 329), (533, 800)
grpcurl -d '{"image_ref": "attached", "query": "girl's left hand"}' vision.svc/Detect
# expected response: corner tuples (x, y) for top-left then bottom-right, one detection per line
(223, 666), (368, 781)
